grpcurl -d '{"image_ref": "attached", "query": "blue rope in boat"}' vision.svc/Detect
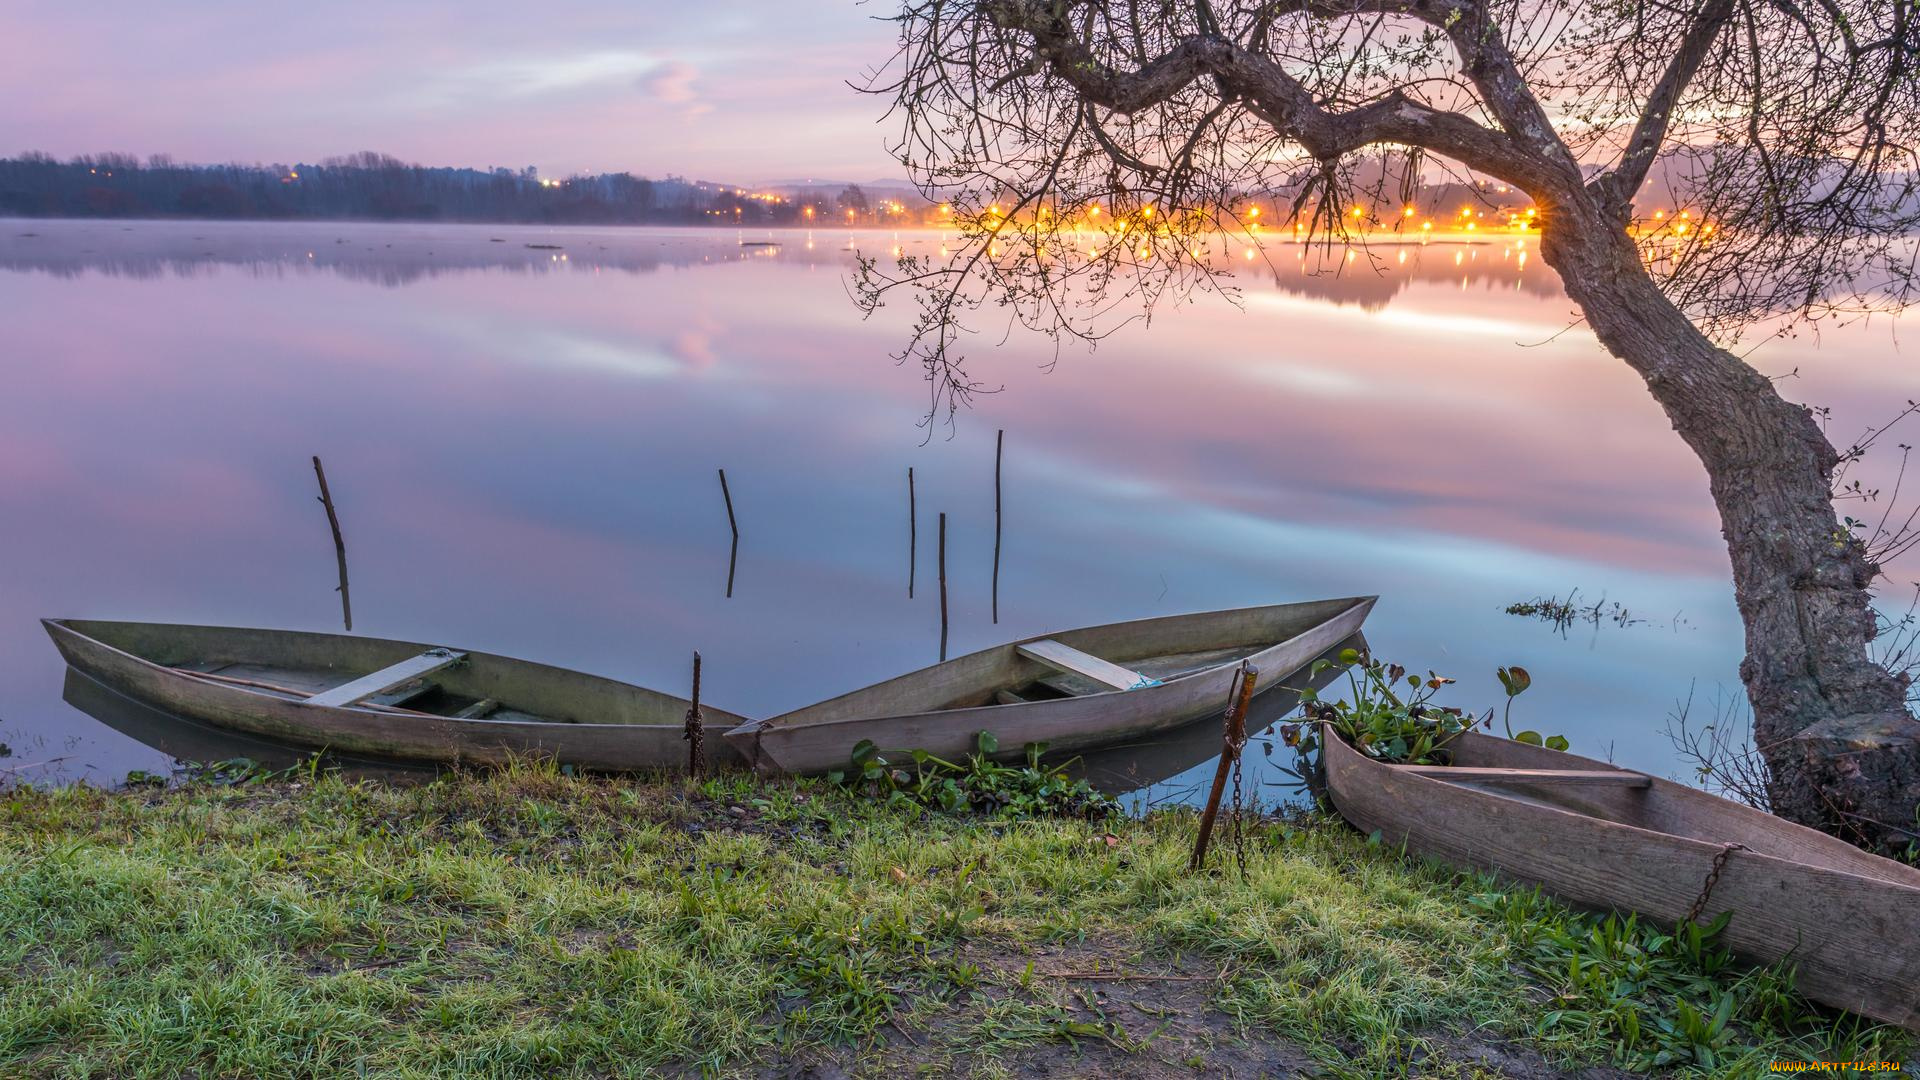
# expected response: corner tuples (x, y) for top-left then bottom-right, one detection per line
(1128, 675), (1164, 690)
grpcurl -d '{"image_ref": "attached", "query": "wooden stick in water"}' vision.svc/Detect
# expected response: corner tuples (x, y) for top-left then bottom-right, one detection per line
(718, 469), (738, 541)
(992, 429), (1003, 624)
(908, 466), (917, 599)
(312, 456), (352, 632)
(1190, 662), (1258, 873)
(718, 469), (739, 598)
(938, 512), (949, 662)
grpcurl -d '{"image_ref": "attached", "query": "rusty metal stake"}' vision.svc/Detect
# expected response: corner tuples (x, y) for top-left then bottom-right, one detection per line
(684, 651), (706, 777)
(1190, 662), (1258, 873)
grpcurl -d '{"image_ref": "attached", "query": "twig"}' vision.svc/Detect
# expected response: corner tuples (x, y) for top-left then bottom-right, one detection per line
(312, 455), (351, 631)
(0, 757), (68, 775)
(1030, 970), (1215, 982)
(348, 957), (409, 972)
(908, 466), (917, 599)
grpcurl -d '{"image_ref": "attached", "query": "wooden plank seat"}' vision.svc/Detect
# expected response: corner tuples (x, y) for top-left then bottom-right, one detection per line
(306, 649), (466, 708)
(1015, 639), (1162, 693)
(1392, 764), (1651, 789)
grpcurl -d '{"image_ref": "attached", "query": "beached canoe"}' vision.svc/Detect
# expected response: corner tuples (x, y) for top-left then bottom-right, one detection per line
(724, 597), (1375, 776)
(1322, 725), (1920, 1030)
(44, 619), (747, 772)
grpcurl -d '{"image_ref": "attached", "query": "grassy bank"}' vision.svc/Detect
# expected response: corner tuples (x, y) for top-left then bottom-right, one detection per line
(0, 764), (1906, 1078)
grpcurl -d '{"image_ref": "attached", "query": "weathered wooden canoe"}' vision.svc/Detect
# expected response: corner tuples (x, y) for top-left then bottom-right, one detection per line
(725, 597), (1375, 776)
(1322, 725), (1920, 1030)
(45, 619), (748, 772)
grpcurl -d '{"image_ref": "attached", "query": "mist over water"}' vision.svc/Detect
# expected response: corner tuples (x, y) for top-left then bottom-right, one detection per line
(1, 219), (1909, 802)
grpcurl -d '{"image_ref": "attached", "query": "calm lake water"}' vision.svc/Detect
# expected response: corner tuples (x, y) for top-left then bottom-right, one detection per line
(1, 218), (1911, 802)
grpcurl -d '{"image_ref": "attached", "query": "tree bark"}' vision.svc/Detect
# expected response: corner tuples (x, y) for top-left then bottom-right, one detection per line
(1538, 195), (1920, 852)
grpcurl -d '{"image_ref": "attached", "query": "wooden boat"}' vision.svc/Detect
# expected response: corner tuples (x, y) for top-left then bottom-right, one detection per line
(44, 619), (747, 772)
(724, 597), (1375, 776)
(1322, 725), (1920, 1030)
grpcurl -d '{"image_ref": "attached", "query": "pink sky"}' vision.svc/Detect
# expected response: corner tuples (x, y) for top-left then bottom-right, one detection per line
(1, 2), (905, 183)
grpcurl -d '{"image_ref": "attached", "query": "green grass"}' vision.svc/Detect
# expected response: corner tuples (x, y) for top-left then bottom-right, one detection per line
(0, 763), (1906, 1078)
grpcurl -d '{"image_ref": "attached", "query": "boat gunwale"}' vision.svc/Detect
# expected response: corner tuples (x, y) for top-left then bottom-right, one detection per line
(42, 618), (750, 734)
(735, 596), (1379, 740)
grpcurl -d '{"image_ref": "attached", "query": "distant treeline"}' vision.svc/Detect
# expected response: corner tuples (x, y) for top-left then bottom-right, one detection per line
(0, 151), (847, 224)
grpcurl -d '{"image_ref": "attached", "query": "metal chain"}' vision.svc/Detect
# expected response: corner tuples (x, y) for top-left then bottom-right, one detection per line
(1684, 842), (1747, 924)
(1228, 717), (1249, 880)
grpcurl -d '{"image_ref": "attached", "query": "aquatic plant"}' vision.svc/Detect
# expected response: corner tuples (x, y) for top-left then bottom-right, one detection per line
(830, 732), (1116, 820)
(1278, 650), (1566, 792)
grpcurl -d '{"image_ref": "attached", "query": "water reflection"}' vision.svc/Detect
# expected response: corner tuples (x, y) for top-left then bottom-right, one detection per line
(59, 669), (429, 784)
(1, 218), (1561, 308)
(0, 219), (1907, 800)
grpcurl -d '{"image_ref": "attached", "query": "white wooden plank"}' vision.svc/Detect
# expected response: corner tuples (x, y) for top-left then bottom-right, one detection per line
(1015, 639), (1159, 693)
(307, 649), (466, 708)
(1394, 764), (1651, 788)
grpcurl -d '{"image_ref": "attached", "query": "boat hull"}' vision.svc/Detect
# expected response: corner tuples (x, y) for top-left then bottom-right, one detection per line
(1323, 726), (1920, 1030)
(45, 619), (747, 773)
(730, 598), (1374, 776)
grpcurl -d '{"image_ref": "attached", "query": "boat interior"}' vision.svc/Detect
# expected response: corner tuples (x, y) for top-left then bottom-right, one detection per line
(769, 599), (1370, 724)
(1402, 733), (1920, 887)
(54, 619), (725, 729)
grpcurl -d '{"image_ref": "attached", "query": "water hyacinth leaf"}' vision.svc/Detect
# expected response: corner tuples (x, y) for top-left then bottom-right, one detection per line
(1515, 730), (1544, 746)
(851, 739), (880, 768)
(1498, 665), (1532, 697)
(975, 731), (998, 755)
(1545, 734), (1570, 752)
(1338, 647), (1361, 665)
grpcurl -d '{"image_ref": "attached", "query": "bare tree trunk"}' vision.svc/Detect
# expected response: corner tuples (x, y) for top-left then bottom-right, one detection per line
(1540, 200), (1920, 852)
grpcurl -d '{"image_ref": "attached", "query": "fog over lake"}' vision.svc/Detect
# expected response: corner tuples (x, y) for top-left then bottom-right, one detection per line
(2, 218), (1910, 801)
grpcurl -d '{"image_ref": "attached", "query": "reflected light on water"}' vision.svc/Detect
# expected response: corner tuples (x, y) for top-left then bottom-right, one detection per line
(0, 220), (1909, 799)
